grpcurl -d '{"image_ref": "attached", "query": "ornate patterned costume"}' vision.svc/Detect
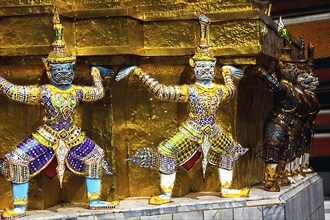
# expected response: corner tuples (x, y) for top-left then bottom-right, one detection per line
(123, 14), (249, 205)
(301, 43), (320, 173)
(302, 89), (320, 171)
(0, 76), (106, 185)
(260, 73), (298, 163)
(254, 17), (300, 192)
(135, 70), (247, 175)
(292, 87), (310, 160)
(0, 8), (117, 219)
(288, 37), (319, 180)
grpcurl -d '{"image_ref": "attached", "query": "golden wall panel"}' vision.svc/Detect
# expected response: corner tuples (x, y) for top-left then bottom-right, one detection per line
(127, 19), (144, 55)
(75, 18), (128, 48)
(0, 15), (52, 48)
(144, 20), (196, 48)
(211, 20), (259, 48)
(187, 1), (252, 13)
(0, 0), (53, 6)
(128, 0), (179, 6)
(72, 0), (122, 9)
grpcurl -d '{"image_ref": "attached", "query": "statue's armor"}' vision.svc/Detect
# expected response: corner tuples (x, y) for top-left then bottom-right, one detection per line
(135, 71), (247, 174)
(291, 88), (310, 157)
(302, 90), (320, 154)
(0, 70), (106, 184)
(261, 73), (298, 162)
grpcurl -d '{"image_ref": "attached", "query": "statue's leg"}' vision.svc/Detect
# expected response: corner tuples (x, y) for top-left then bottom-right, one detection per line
(218, 168), (249, 198)
(85, 177), (118, 209)
(1, 163), (29, 219)
(149, 153), (177, 205)
(275, 160), (290, 186)
(292, 135), (306, 180)
(284, 159), (296, 184)
(1, 136), (54, 219)
(299, 155), (306, 177)
(149, 131), (197, 205)
(282, 141), (297, 184)
(293, 156), (306, 181)
(208, 132), (249, 197)
(262, 122), (289, 192)
(149, 171), (176, 205)
(302, 153), (314, 173)
(66, 137), (118, 209)
(302, 131), (314, 173)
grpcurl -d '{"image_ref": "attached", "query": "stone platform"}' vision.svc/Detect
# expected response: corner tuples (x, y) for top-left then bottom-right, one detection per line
(16, 173), (324, 220)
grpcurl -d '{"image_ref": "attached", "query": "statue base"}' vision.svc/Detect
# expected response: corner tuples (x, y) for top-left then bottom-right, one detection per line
(14, 173), (324, 220)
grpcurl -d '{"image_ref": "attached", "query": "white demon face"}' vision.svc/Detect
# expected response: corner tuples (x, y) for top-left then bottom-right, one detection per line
(297, 69), (319, 90)
(194, 61), (215, 81)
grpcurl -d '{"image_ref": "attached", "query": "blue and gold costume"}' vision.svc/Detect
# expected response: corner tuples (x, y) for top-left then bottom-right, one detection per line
(0, 74), (106, 185)
(0, 8), (117, 219)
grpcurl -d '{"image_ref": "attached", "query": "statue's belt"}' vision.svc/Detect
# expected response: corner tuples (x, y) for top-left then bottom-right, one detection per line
(32, 125), (85, 149)
(270, 112), (295, 126)
(180, 120), (222, 142)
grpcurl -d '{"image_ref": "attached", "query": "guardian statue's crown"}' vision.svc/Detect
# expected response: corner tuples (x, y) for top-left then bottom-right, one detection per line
(189, 14), (216, 67)
(44, 7), (75, 67)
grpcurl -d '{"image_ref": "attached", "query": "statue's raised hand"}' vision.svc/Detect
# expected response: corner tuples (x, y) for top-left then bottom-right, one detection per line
(245, 65), (268, 77)
(222, 65), (243, 79)
(91, 66), (114, 78)
(115, 66), (137, 82)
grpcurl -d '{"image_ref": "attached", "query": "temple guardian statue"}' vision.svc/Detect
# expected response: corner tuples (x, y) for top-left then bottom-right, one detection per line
(0, 8), (118, 219)
(295, 40), (320, 175)
(117, 14), (249, 205)
(288, 36), (319, 182)
(250, 17), (299, 191)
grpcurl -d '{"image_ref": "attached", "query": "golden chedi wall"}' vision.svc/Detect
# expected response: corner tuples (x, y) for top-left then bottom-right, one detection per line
(0, 0), (300, 210)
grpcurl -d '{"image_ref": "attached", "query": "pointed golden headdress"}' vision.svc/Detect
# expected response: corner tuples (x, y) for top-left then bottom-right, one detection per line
(307, 43), (314, 67)
(307, 43), (317, 77)
(189, 14), (216, 67)
(45, 7), (75, 65)
(276, 16), (295, 65)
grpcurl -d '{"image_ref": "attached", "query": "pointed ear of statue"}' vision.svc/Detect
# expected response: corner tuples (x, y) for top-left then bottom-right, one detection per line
(42, 58), (50, 71)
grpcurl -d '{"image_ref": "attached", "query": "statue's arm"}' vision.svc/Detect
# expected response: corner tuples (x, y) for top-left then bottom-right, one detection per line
(80, 67), (105, 102)
(221, 66), (241, 99)
(134, 68), (189, 102)
(255, 66), (287, 96)
(0, 77), (41, 104)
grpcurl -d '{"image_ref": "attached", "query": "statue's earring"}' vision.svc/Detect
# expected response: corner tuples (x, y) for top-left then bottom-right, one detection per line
(42, 58), (51, 79)
(189, 58), (195, 67)
(42, 58), (50, 71)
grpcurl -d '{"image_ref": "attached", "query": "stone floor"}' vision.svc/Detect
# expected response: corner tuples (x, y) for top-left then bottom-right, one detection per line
(325, 197), (330, 220)
(3, 173), (326, 220)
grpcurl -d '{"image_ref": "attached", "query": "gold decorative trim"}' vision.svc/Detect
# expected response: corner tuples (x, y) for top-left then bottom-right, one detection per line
(265, 163), (277, 181)
(13, 197), (28, 205)
(87, 192), (100, 200)
(221, 181), (232, 189)
(161, 186), (173, 193)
